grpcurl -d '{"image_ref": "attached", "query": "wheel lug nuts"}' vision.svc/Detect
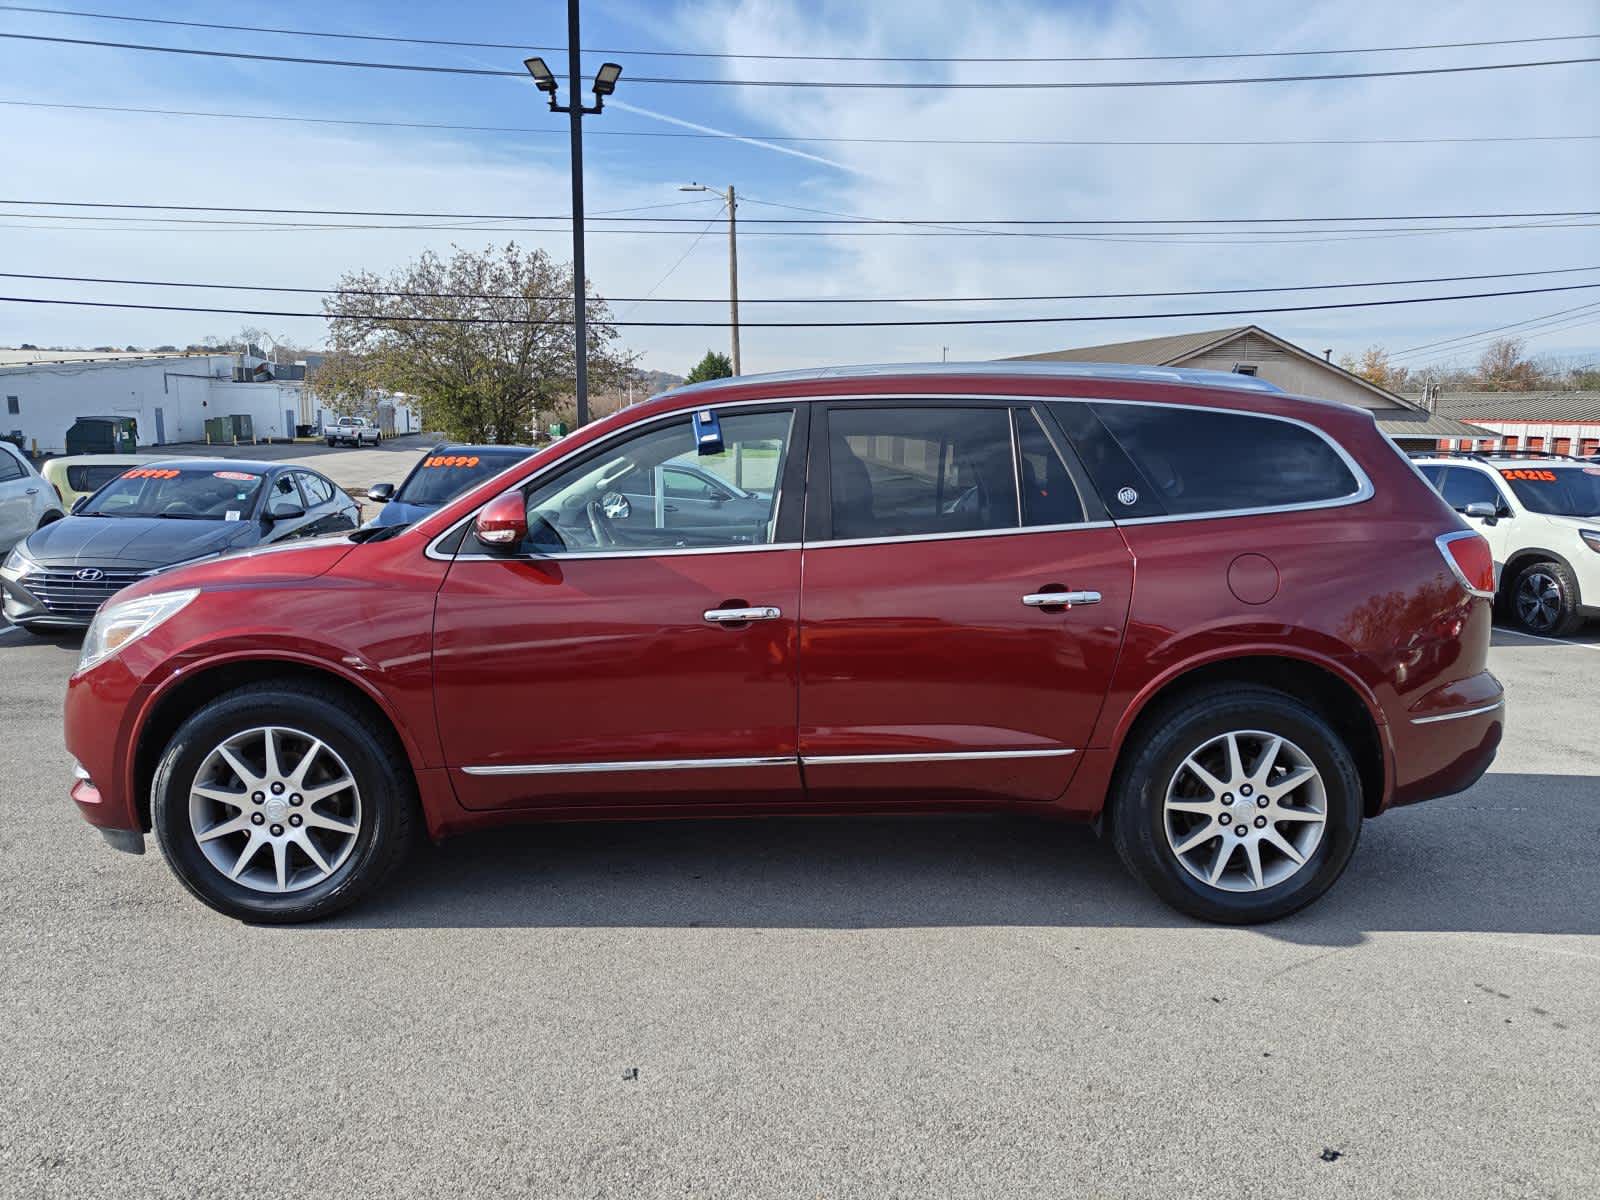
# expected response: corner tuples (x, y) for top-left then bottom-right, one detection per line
(251, 813), (265, 825)
(271, 782), (285, 795)
(1240, 784), (1253, 797)
(288, 814), (302, 828)
(1257, 796), (1269, 808)
(1254, 816), (1267, 828)
(251, 792), (264, 804)
(270, 824), (284, 837)
(1221, 793), (1234, 806)
(1219, 813), (1231, 826)
(289, 794), (302, 807)
(1236, 824), (1249, 836)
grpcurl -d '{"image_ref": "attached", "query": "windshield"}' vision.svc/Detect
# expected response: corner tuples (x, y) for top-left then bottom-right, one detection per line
(393, 450), (531, 507)
(80, 466), (265, 520)
(1498, 466), (1600, 517)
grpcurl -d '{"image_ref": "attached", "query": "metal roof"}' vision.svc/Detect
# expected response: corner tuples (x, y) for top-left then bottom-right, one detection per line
(1372, 410), (1497, 439)
(1413, 391), (1600, 424)
(664, 359), (1285, 401)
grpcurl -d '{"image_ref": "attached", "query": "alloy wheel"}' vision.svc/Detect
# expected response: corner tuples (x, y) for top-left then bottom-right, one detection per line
(1515, 571), (1562, 632)
(1162, 729), (1327, 893)
(187, 726), (362, 894)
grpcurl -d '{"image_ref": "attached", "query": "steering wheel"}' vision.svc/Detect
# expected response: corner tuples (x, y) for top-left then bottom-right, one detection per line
(585, 497), (618, 547)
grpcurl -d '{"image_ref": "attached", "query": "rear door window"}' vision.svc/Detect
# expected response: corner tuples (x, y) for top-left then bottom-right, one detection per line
(1081, 402), (1361, 517)
(822, 406), (1019, 540)
(1016, 409), (1085, 526)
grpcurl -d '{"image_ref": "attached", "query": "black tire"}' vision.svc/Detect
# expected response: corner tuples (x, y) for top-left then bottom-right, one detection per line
(1506, 559), (1584, 637)
(151, 682), (415, 923)
(1109, 686), (1363, 924)
(326, 438), (337, 447)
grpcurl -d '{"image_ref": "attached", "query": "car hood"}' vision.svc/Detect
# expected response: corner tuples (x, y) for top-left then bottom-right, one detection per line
(368, 499), (435, 528)
(23, 515), (256, 568)
(1537, 512), (1600, 535)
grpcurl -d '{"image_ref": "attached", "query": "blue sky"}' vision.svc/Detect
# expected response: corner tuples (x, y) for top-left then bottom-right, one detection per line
(0, 0), (1596, 377)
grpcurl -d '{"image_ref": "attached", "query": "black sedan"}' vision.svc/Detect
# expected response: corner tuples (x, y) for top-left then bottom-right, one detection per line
(0, 459), (358, 631)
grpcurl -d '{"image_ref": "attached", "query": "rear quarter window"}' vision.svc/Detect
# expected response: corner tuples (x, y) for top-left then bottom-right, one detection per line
(1087, 402), (1361, 517)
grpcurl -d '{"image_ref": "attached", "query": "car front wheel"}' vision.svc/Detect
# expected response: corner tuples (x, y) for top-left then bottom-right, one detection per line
(1507, 559), (1584, 637)
(1109, 686), (1362, 924)
(151, 683), (414, 923)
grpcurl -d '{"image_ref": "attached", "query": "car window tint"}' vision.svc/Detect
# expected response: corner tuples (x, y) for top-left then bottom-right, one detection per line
(0, 448), (24, 483)
(1047, 402), (1167, 518)
(1416, 463), (1448, 487)
(826, 406), (1018, 540)
(1439, 467), (1504, 512)
(515, 409), (793, 554)
(297, 472), (335, 506)
(663, 468), (721, 501)
(1016, 409), (1085, 526)
(1088, 403), (1360, 516)
(65, 464), (125, 493)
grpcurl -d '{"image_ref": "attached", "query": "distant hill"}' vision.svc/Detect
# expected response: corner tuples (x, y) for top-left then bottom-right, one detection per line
(637, 369), (685, 395)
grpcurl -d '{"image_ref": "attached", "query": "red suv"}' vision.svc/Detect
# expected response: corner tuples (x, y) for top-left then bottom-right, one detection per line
(62, 364), (1504, 924)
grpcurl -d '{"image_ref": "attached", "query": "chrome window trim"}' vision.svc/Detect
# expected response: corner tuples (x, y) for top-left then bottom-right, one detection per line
(801, 748), (1075, 765)
(461, 755), (796, 777)
(460, 747), (1077, 775)
(426, 390), (1375, 560)
(1409, 699), (1505, 725)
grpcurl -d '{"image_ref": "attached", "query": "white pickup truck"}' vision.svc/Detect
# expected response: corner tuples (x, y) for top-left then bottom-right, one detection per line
(323, 416), (381, 448)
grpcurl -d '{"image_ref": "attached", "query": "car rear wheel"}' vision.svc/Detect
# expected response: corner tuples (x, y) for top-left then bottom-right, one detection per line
(1507, 559), (1584, 637)
(151, 683), (414, 923)
(1109, 686), (1362, 924)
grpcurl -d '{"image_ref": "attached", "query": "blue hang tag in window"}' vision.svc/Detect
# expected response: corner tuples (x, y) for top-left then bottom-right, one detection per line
(692, 408), (724, 455)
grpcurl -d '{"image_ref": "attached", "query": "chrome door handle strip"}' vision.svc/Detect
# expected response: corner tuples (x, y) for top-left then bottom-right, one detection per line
(1021, 591), (1101, 608)
(703, 605), (782, 623)
(463, 755), (796, 777)
(802, 748), (1076, 766)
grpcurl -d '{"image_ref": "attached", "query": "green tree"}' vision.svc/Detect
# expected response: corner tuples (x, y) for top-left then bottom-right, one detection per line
(320, 243), (632, 442)
(685, 350), (733, 384)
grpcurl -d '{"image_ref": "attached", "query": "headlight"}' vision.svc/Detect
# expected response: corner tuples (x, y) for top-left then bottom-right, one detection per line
(1581, 529), (1600, 554)
(1, 542), (38, 581)
(76, 589), (200, 675)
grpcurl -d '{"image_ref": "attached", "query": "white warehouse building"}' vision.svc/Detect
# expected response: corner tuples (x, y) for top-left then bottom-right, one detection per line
(0, 349), (419, 454)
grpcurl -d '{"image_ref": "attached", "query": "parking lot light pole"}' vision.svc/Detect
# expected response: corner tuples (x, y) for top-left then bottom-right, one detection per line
(525, 6), (622, 427)
(679, 183), (740, 375)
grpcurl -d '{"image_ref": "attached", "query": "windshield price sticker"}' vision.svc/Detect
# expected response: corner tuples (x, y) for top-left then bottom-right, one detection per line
(213, 470), (259, 482)
(224, 510), (242, 521)
(123, 468), (180, 480)
(1500, 468), (1557, 483)
(424, 456), (481, 469)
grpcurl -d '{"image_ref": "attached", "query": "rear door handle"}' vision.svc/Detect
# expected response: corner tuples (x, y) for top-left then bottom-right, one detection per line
(24, 487), (39, 495)
(1022, 591), (1102, 608)
(704, 606), (782, 623)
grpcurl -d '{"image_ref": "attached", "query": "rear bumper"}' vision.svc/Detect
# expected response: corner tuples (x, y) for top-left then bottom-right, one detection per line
(1387, 670), (1506, 809)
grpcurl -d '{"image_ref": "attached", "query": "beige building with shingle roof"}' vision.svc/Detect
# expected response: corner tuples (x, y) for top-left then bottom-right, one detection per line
(1009, 325), (1493, 447)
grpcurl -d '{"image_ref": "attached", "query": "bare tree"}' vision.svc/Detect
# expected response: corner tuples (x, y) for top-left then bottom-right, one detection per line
(1337, 345), (1411, 393)
(1475, 338), (1542, 391)
(321, 243), (633, 443)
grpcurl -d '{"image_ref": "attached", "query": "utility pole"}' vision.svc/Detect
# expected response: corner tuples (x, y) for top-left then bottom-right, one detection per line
(680, 182), (740, 374)
(524, 12), (623, 428)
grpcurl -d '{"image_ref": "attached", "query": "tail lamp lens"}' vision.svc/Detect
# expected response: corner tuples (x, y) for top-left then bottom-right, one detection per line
(1436, 531), (1495, 598)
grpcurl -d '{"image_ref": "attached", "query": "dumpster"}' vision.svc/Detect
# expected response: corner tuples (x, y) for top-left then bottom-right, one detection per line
(204, 415), (233, 444)
(64, 415), (139, 454)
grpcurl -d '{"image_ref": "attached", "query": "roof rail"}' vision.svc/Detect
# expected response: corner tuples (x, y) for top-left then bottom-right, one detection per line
(1411, 448), (1587, 463)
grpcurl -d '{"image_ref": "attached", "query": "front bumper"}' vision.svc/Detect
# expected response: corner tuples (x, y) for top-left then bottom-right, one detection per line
(2, 564), (147, 628)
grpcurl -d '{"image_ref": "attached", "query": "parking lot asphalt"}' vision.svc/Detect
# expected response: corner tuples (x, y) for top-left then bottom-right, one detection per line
(1, 531), (1596, 1197)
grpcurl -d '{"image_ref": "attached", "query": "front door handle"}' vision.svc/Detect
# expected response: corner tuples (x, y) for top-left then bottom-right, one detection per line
(1022, 591), (1102, 608)
(24, 487), (39, 495)
(704, 605), (782, 624)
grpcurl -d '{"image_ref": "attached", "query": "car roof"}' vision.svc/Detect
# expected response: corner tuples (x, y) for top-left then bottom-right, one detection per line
(662, 360), (1287, 403)
(1415, 454), (1584, 466)
(44, 453), (170, 466)
(429, 443), (537, 455)
(140, 458), (283, 473)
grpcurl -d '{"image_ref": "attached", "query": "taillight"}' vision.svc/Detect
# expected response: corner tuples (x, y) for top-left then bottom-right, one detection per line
(1436, 531), (1495, 598)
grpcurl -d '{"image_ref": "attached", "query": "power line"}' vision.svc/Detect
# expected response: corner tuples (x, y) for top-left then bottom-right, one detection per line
(2, 32), (1596, 88)
(1403, 306), (1600, 366)
(4, 198), (1596, 226)
(3, 281), (1599, 328)
(1, 6), (1594, 64)
(1392, 301), (1600, 358)
(4, 264), (1597, 306)
(5, 98), (1594, 148)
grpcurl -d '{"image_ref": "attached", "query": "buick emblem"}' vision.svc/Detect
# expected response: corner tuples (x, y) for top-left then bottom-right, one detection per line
(75, 567), (105, 582)
(1116, 486), (1139, 506)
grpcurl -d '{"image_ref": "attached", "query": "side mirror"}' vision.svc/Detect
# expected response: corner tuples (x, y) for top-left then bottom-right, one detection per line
(1462, 501), (1496, 519)
(267, 501), (306, 522)
(367, 482), (394, 503)
(70, 495), (87, 514)
(474, 491), (528, 549)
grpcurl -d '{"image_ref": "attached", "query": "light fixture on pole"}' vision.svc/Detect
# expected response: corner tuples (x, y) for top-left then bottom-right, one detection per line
(523, 3), (623, 428)
(679, 182), (741, 376)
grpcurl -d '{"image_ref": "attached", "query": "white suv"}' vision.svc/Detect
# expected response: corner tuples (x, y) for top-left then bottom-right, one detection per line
(1414, 451), (1600, 636)
(0, 441), (66, 553)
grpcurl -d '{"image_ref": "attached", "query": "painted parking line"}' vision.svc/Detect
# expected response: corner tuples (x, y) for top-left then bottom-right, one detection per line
(1494, 627), (1600, 652)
